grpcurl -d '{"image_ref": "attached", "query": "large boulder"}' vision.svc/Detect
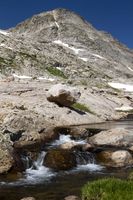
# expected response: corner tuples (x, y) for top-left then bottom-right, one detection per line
(97, 150), (133, 167)
(44, 148), (76, 170)
(0, 133), (14, 174)
(111, 150), (133, 167)
(14, 127), (59, 149)
(0, 148), (14, 174)
(2, 110), (50, 134)
(46, 84), (81, 106)
(89, 128), (133, 148)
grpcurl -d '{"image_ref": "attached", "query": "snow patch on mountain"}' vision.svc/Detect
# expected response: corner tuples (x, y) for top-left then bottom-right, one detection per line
(55, 21), (59, 28)
(126, 66), (133, 72)
(115, 106), (133, 112)
(0, 30), (9, 36)
(13, 74), (32, 79)
(53, 40), (85, 55)
(0, 43), (13, 50)
(79, 57), (88, 62)
(108, 82), (133, 92)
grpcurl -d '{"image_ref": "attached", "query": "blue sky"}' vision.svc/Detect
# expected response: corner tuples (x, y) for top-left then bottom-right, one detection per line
(0, 0), (133, 49)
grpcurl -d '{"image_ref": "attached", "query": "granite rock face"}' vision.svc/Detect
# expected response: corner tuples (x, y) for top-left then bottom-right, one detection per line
(89, 128), (133, 148)
(0, 132), (13, 174)
(0, 8), (133, 85)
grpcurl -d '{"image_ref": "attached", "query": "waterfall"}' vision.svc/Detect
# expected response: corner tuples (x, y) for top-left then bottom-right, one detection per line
(75, 151), (104, 172)
(25, 151), (56, 184)
(51, 134), (86, 146)
(75, 151), (95, 165)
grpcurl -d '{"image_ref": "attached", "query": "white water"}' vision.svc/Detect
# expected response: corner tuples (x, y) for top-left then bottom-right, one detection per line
(0, 137), (104, 186)
(51, 134), (86, 146)
(0, 152), (56, 186)
(76, 163), (104, 171)
(25, 152), (56, 184)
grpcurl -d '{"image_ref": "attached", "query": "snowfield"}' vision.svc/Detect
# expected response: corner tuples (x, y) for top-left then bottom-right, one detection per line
(108, 82), (133, 92)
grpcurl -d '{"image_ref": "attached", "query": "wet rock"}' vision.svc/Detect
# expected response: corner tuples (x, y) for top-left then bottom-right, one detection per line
(89, 128), (133, 148)
(82, 143), (95, 152)
(44, 149), (76, 170)
(60, 142), (78, 150)
(14, 127), (59, 149)
(111, 150), (133, 167)
(64, 195), (81, 200)
(69, 127), (89, 140)
(97, 150), (133, 167)
(47, 84), (81, 107)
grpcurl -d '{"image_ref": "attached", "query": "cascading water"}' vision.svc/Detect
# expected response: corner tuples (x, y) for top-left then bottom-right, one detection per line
(51, 134), (103, 172)
(25, 151), (56, 184)
(51, 134), (86, 146)
(0, 134), (103, 187)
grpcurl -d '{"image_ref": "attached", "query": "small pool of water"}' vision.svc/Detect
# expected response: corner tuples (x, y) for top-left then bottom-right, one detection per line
(0, 166), (132, 200)
(72, 120), (133, 130)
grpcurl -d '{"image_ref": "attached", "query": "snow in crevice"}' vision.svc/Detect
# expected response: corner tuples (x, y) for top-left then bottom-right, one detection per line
(126, 66), (133, 72)
(56, 67), (62, 70)
(38, 77), (55, 81)
(53, 40), (110, 62)
(53, 40), (85, 55)
(108, 82), (133, 92)
(115, 106), (133, 112)
(0, 30), (9, 36)
(13, 74), (32, 79)
(12, 74), (55, 81)
(78, 57), (88, 62)
(55, 21), (59, 28)
(0, 43), (13, 50)
(52, 10), (60, 28)
(91, 53), (106, 60)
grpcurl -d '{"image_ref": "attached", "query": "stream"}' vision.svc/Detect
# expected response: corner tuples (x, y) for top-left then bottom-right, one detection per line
(0, 120), (133, 200)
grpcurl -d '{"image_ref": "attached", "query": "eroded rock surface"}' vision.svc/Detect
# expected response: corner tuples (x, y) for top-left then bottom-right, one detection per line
(89, 128), (133, 148)
(0, 132), (13, 174)
(97, 150), (133, 167)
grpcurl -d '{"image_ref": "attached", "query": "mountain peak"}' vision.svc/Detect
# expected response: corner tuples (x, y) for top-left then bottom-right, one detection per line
(0, 8), (133, 84)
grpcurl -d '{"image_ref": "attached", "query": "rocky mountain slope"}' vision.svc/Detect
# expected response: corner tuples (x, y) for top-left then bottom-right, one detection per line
(0, 8), (133, 130)
(0, 8), (133, 85)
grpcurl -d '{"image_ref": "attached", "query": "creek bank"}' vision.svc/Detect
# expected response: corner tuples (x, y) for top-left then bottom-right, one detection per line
(1, 125), (133, 174)
(0, 80), (133, 174)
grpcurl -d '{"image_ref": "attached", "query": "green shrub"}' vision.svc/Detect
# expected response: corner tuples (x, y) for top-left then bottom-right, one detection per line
(82, 178), (133, 200)
(46, 66), (67, 79)
(72, 103), (95, 114)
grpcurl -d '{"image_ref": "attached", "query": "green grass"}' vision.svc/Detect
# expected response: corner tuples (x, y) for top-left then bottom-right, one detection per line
(72, 103), (95, 114)
(82, 178), (133, 200)
(46, 66), (67, 79)
(128, 171), (133, 180)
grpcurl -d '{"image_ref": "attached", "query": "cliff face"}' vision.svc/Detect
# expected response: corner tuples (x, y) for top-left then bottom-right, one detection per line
(0, 8), (133, 84)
